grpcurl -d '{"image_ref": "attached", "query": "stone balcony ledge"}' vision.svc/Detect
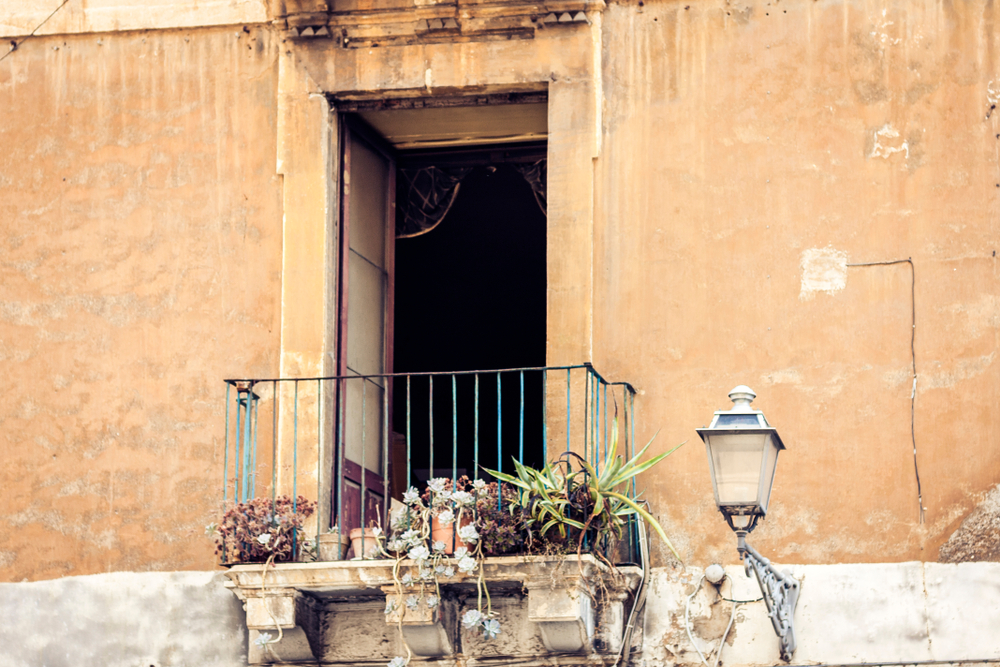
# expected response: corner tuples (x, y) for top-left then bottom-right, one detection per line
(225, 555), (642, 665)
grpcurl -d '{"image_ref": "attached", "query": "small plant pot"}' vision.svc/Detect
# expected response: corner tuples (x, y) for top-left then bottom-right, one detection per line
(431, 515), (471, 555)
(318, 532), (351, 561)
(349, 528), (382, 559)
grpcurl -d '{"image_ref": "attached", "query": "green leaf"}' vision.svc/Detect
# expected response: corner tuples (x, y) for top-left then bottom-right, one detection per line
(606, 491), (680, 560)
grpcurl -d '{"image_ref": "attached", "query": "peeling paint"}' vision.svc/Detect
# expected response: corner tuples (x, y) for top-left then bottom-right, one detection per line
(799, 248), (848, 300)
(922, 353), (996, 389)
(869, 123), (910, 159)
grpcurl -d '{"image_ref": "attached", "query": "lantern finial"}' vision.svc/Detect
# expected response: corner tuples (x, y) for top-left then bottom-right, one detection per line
(728, 385), (756, 410)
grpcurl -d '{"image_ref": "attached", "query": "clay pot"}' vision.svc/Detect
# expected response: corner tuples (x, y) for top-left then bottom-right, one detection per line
(317, 531), (351, 561)
(431, 515), (471, 555)
(349, 527), (382, 559)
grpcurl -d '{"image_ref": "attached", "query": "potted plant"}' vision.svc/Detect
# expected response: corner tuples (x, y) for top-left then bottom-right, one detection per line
(380, 476), (503, 667)
(317, 526), (351, 561)
(486, 417), (683, 564)
(350, 525), (385, 559)
(214, 495), (317, 564)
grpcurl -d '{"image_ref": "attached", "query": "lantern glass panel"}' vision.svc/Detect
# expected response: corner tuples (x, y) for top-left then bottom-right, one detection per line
(759, 433), (781, 514)
(707, 432), (769, 506)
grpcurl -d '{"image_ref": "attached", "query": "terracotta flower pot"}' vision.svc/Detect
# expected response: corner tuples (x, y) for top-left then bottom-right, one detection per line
(317, 531), (351, 561)
(349, 527), (382, 559)
(431, 515), (471, 555)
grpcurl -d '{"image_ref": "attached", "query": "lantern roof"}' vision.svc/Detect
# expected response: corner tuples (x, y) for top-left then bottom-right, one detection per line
(698, 385), (786, 451)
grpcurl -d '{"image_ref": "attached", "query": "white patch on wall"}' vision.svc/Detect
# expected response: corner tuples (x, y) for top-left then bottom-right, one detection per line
(869, 124), (909, 160)
(870, 9), (901, 47)
(800, 248), (848, 300)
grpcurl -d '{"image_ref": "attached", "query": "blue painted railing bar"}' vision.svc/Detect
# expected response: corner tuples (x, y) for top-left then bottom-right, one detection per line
(222, 364), (642, 563)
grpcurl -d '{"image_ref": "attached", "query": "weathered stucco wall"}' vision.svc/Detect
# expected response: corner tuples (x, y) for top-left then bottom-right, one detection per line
(2, 0), (999, 582)
(0, 27), (283, 581)
(4, 563), (997, 667)
(640, 562), (1000, 667)
(0, 571), (246, 667)
(594, 0), (1000, 566)
(1, 0), (267, 37)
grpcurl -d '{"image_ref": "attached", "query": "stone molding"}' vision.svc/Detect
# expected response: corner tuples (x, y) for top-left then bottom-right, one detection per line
(272, 0), (604, 47)
(225, 555), (640, 665)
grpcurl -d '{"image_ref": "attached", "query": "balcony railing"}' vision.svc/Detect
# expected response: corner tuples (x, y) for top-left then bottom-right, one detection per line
(221, 363), (643, 562)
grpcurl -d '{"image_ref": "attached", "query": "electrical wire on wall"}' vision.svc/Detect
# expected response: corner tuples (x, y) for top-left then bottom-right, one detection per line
(0, 0), (73, 64)
(845, 258), (924, 524)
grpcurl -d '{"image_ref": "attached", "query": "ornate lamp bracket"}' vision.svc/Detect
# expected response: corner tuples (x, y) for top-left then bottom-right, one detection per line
(736, 532), (800, 662)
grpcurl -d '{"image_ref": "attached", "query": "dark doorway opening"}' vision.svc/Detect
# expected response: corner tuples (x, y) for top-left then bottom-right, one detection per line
(392, 155), (547, 485)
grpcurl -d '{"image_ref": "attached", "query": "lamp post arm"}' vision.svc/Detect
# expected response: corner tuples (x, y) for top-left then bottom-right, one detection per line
(737, 534), (800, 662)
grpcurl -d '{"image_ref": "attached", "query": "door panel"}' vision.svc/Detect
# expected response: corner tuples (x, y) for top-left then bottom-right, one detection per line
(336, 120), (395, 532)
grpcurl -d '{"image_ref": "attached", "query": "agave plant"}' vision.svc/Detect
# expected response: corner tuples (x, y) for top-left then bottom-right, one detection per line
(486, 419), (683, 560)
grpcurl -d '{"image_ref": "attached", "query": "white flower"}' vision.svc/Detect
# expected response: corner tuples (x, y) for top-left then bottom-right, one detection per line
(472, 478), (487, 492)
(443, 566), (455, 577)
(452, 491), (475, 507)
(385, 599), (397, 615)
(372, 525), (383, 537)
(436, 510), (455, 526)
(462, 609), (483, 629)
(457, 555), (477, 573)
(426, 595), (439, 609)
(453, 547), (468, 559)
(391, 507), (408, 530)
(458, 524), (479, 543)
(204, 523), (218, 536)
(254, 632), (273, 648)
(433, 541), (447, 553)
(401, 573), (414, 586)
(408, 545), (430, 561)
(388, 657), (408, 667)
(256, 533), (272, 546)
(403, 487), (421, 505)
(428, 478), (447, 494)
(406, 595), (419, 610)
(435, 564), (446, 574)
(419, 567), (434, 581)
(387, 539), (404, 553)
(482, 618), (501, 639)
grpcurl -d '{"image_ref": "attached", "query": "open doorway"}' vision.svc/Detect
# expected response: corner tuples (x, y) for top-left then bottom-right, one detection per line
(392, 145), (548, 485)
(332, 100), (548, 528)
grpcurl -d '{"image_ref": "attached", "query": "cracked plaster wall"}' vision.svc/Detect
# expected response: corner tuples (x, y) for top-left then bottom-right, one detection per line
(2, 563), (1000, 667)
(2, 0), (1000, 582)
(0, 27), (284, 580)
(639, 562), (1000, 667)
(594, 0), (1000, 567)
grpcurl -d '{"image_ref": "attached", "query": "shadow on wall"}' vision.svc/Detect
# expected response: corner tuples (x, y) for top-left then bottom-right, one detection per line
(939, 483), (1000, 563)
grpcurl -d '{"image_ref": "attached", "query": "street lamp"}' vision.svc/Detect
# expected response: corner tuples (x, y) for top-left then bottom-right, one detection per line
(697, 386), (800, 661)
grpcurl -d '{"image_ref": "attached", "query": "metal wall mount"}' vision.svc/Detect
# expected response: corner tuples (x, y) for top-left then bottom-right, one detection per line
(737, 533), (801, 662)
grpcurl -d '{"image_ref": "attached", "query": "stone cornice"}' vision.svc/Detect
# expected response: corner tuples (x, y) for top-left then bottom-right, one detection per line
(275, 0), (605, 47)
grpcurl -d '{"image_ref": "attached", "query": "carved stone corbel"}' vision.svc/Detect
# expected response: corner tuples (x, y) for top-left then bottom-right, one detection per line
(381, 585), (456, 657)
(524, 570), (596, 653)
(243, 590), (320, 664)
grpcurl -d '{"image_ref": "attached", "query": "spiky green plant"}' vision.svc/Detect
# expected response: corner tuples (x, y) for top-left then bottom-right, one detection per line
(486, 419), (684, 560)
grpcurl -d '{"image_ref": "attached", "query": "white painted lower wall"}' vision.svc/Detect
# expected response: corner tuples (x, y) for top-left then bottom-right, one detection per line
(639, 562), (1000, 667)
(2, 562), (999, 667)
(0, 571), (246, 667)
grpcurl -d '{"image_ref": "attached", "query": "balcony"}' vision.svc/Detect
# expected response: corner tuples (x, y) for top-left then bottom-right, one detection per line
(218, 364), (652, 665)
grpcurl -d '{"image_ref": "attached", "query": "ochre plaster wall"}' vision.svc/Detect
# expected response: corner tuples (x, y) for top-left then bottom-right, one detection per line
(595, 0), (1000, 565)
(0, 26), (283, 580)
(3, 0), (999, 581)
